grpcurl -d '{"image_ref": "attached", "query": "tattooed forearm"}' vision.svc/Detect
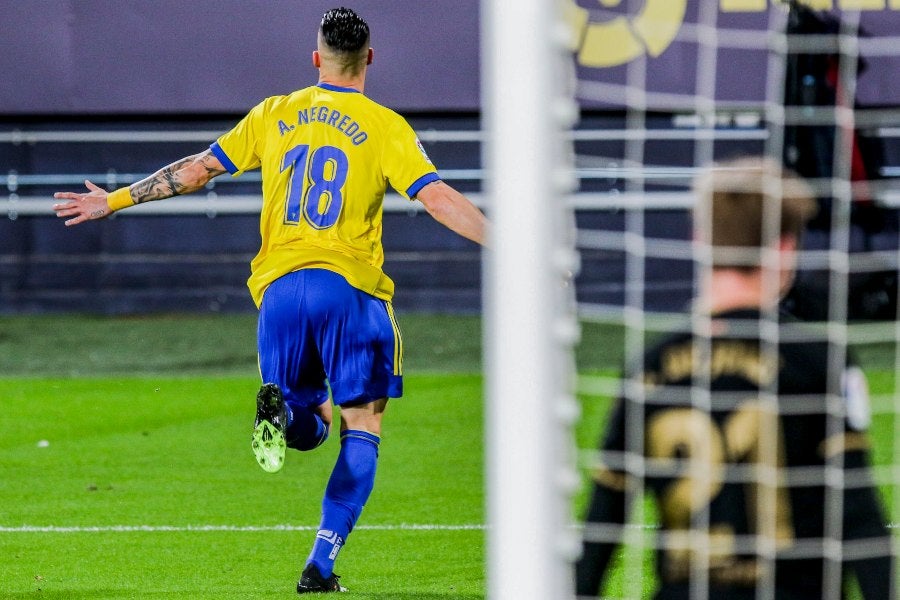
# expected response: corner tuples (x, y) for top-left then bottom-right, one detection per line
(129, 150), (227, 205)
(130, 158), (189, 204)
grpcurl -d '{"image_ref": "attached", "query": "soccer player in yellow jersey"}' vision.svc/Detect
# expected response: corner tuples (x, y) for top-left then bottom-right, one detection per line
(53, 7), (486, 594)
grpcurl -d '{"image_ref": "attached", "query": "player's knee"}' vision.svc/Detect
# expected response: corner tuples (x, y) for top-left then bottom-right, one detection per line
(285, 406), (330, 451)
(288, 423), (330, 452)
(339, 398), (388, 435)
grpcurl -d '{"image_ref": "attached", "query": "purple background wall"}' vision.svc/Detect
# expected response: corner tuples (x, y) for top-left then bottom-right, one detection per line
(1, 0), (481, 114)
(3, 1), (900, 115)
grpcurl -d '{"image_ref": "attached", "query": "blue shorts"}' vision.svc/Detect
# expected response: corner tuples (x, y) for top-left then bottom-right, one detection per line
(257, 268), (403, 407)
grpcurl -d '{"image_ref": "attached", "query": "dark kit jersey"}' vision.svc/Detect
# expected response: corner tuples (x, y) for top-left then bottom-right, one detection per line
(576, 309), (894, 599)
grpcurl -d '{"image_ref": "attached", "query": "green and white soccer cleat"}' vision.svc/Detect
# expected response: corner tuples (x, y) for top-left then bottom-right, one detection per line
(251, 383), (287, 473)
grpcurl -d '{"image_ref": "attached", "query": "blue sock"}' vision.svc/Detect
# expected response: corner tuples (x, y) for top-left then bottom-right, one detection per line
(284, 401), (328, 451)
(307, 430), (380, 578)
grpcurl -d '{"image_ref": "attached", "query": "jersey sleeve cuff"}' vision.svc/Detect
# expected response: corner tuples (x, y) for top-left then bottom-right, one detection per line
(209, 141), (240, 175)
(406, 172), (441, 199)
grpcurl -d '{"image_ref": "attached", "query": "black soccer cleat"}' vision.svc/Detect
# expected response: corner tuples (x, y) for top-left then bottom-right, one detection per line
(297, 564), (347, 594)
(251, 383), (287, 473)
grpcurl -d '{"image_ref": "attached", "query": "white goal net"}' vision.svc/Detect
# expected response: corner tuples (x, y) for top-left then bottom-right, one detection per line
(486, 1), (900, 599)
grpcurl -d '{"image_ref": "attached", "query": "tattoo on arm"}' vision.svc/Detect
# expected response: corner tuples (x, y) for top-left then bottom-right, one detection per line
(199, 151), (229, 178)
(130, 150), (227, 205)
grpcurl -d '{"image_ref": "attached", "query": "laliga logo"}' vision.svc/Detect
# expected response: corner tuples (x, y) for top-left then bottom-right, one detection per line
(563, 0), (688, 68)
(565, 0), (900, 68)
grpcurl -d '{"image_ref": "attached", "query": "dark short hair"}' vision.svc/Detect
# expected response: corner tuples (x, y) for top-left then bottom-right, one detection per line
(320, 7), (370, 54)
(693, 157), (817, 268)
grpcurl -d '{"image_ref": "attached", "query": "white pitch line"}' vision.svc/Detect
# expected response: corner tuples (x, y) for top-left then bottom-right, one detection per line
(0, 523), (486, 533)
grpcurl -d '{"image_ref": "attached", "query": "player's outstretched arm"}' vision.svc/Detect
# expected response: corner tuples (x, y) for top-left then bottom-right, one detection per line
(416, 181), (487, 246)
(53, 149), (227, 227)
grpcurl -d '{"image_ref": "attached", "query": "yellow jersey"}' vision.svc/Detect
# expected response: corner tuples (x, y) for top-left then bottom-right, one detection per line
(210, 83), (439, 307)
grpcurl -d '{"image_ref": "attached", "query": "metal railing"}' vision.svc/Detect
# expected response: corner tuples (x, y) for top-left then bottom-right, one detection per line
(4, 123), (898, 219)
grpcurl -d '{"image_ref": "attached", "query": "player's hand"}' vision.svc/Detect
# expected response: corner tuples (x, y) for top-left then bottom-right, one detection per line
(52, 180), (113, 226)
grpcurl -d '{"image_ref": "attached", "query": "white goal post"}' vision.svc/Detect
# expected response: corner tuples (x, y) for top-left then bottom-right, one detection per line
(483, 1), (900, 599)
(482, 1), (581, 599)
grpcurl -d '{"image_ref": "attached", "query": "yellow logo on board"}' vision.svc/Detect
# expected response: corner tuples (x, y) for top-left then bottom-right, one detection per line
(564, 0), (899, 68)
(564, 0), (687, 68)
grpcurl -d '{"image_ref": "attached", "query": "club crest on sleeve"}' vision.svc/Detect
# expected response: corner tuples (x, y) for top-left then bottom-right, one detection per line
(415, 138), (433, 164)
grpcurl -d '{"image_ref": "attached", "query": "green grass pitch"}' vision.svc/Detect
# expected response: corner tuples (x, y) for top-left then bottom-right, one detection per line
(0, 314), (485, 599)
(0, 314), (896, 598)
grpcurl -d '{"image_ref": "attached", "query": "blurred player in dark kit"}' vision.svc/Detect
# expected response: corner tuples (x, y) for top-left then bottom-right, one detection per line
(575, 157), (894, 599)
